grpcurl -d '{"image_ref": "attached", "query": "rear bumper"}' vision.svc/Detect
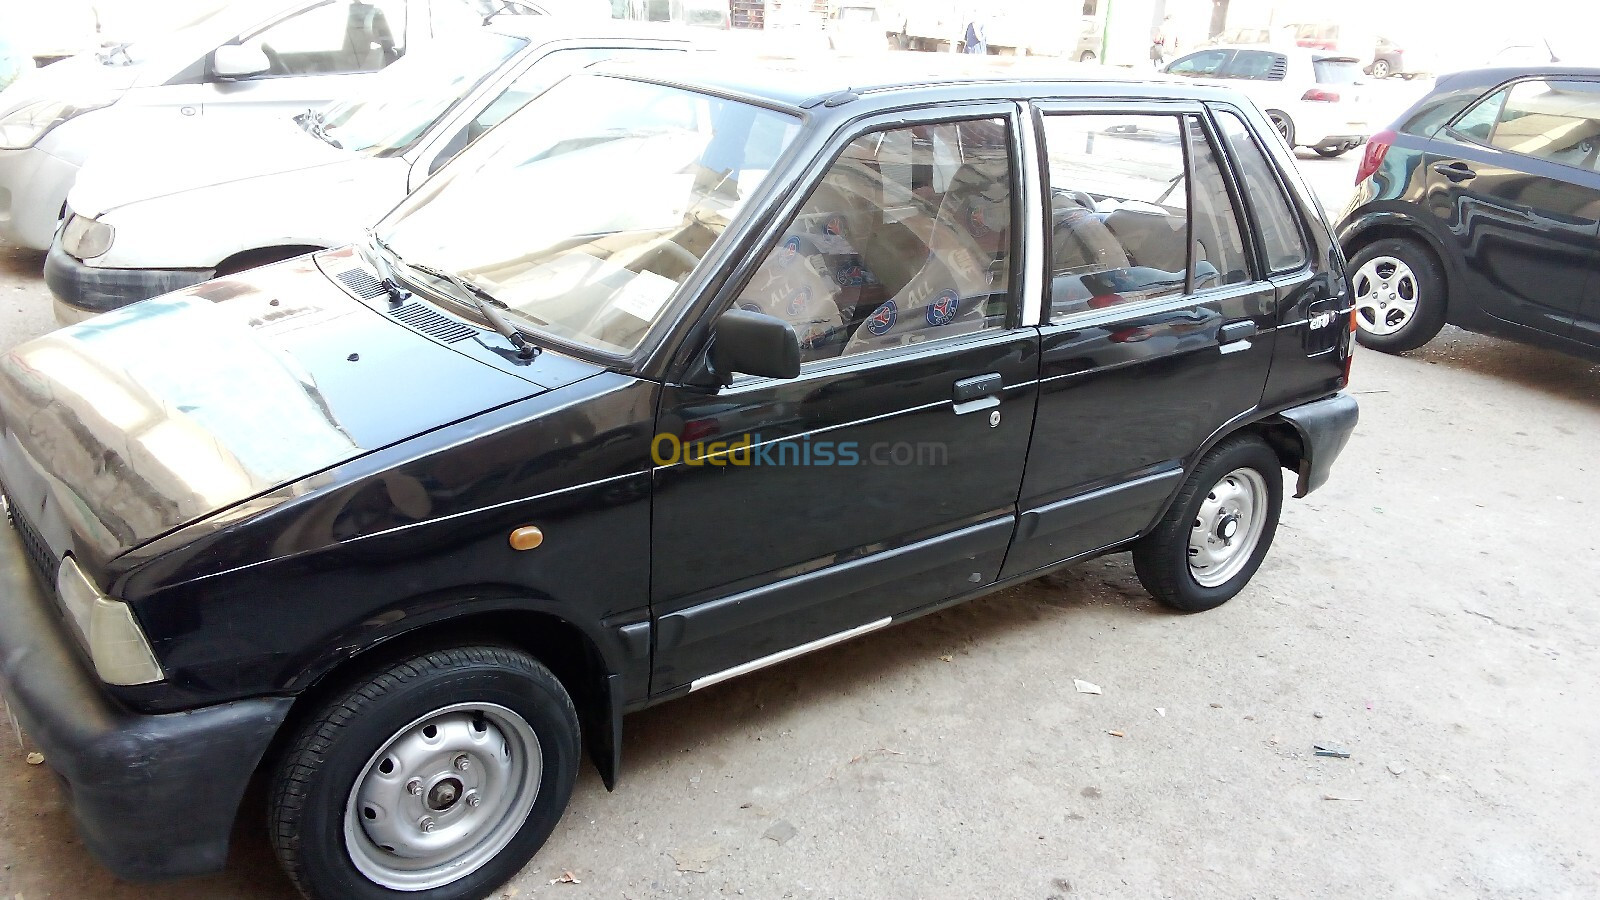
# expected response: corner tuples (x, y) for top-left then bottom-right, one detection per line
(1276, 391), (1359, 497)
(45, 242), (212, 324)
(0, 508), (291, 880)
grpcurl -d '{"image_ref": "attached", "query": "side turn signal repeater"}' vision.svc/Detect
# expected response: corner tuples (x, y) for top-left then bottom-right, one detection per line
(509, 526), (544, 551)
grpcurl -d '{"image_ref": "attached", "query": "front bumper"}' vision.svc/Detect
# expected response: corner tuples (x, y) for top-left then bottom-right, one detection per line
(0, 146), (79, 251)
(0, 510), (291, 880)
(45, 242), (212, 325)
(1276, 391), (1359, 497)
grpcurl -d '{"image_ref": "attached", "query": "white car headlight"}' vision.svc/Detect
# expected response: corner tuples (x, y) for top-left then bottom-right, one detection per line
(0, 94), (117, 150)
(60, 213), (114, 259)
(56, 556), (164, 686)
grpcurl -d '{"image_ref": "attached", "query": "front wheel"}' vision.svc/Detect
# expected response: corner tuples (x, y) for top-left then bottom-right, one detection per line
(269, 646), (580, 900)
(1348, 237), (1447, 352)
(1133, 436), (1283, 612)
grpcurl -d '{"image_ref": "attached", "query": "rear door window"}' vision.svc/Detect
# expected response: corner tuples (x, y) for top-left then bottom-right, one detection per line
(1214, 109), (1309, 273)
(1221, 50), (1286, 81)
(1485, 79), (1600, 170)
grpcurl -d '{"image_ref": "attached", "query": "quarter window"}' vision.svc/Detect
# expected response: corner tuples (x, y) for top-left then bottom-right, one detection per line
(1485, 79), (1600, 170)
(1215, 109), (1309, 273)
(1221, 50), (1287, 81)
(731, 118), (1014, 364)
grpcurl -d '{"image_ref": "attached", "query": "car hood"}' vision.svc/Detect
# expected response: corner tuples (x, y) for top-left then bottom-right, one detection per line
(0, 254), (549, 568)
(0, 53), (142, 116)
(70, 116), (355, 218)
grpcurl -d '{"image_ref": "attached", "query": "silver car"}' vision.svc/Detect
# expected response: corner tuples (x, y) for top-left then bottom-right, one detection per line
(0, 0), (499, 252)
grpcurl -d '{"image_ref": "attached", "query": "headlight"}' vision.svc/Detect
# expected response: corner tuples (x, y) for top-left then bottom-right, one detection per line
(56, 556), (164, 685)
(0, 94), (117, 150)
(60, 213), (114, 259)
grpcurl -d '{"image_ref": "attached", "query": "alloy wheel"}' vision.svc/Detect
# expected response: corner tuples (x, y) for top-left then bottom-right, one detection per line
(1352, 255), (1419, 336)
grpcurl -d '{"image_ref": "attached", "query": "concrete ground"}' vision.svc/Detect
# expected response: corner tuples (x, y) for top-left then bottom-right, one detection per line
(1, 147), (1598, 900)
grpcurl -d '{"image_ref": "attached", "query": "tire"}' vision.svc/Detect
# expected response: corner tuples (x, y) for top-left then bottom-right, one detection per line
(1313, 146), (1348, 158)
(1133, 436), (1283, 613)
(1347, 237), (1447, 353)
(1079, 50), (1097, 63)
(1266, 110), (1295, 148)
(269, 646), (580, 900)
(1371, 58), (1391, 79)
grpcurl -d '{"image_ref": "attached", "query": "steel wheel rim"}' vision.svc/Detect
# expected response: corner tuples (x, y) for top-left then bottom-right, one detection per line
(1188, 467), (1269, 588)
(343, 702), (542, 891)
(1352, 255), (1419, 336)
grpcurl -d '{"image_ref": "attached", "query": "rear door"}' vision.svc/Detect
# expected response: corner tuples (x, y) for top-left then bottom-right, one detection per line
(1002, 101), (1276, 578)
(1427, 77), (1600, 338)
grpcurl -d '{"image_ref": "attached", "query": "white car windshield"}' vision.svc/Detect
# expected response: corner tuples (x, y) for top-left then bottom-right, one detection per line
(379, 74), (801, 355)
(318, 31), (528, 155)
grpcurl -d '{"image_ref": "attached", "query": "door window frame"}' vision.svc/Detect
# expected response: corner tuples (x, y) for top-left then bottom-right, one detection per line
(670, 100), (1035, 386)
(1031, 98), (1269, 328)
(1207, 101), (1314, 279)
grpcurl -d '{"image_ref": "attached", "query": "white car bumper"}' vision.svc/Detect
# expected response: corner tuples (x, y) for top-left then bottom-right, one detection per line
(0, 145), (79, 250)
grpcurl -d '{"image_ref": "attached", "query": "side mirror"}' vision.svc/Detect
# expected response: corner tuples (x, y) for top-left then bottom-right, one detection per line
(708, 309), (800, 384)
(213, 43), (271, 79)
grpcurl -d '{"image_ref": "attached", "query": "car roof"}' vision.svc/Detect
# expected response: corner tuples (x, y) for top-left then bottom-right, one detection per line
(1191, 43), (1357, 61)
(1437, 65), (1600, 88)
(485, 17), (705, 44)
(590, 52), (1195, 110)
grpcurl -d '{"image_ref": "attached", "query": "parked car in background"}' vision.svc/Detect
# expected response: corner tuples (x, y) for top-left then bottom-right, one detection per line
(46, 19), (702, 323)
(824, 3), (888, 53)
(1340, 68), (1600, 358)
(0, 0), (534, 253)
(0, 35), (22, 92)
(1166, 44), (1370, 156)
(0, 56), (1356, 900)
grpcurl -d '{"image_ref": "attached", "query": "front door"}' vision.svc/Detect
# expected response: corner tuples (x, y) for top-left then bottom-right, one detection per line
(1003, 103), (1279, 577)
(651, 107), (1041, 693)
(1428, 77), (1600, 337)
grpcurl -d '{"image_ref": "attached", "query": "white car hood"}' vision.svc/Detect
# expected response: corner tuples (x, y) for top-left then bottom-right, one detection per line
(71, 116), (355, 217)
(0, 54), (143, 116)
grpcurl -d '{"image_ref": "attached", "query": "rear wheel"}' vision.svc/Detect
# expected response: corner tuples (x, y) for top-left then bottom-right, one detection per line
(1266, 110), (1295, 148)
(269, 646), (580, 900)
(1079, 50), (1098, 63)
(1348, 237), (1447, 352)
(1371, 58), (1392, 79)
(1133, 436), (1283, 613)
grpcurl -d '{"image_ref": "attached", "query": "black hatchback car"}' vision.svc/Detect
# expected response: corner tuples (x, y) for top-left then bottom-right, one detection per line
(1340, 67), (1600, 358)
(0, 57), (1357, 899)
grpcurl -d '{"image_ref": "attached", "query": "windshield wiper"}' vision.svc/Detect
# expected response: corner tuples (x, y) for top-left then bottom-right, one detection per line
(405, 261), (538, 360)
(362, 229), (411, 305)
(295, 108), (343, 149)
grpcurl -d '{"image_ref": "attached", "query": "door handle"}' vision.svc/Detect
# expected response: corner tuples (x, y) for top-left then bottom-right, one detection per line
(1219, 320), (1258, 344)
(1432, 161), (1477, 182)
(952, 372), (1003, 415)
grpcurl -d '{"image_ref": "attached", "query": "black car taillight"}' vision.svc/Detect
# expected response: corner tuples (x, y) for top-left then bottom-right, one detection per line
(1355, 128), (1397, 185)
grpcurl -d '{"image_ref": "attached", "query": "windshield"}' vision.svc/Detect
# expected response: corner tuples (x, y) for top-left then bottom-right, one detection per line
(119, 0), (244, 63)
(379, 74), (801, 356)
(318, 31), (527, 155)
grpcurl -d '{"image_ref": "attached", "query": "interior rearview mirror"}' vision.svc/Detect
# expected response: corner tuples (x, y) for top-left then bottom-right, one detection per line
(709, 309), (800, 384)
(213, 43), (271, 79)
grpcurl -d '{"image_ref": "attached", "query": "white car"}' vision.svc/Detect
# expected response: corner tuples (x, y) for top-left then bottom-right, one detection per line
(1165, 44), (1370, 157)
(0, 0), (537, 253)
(46, 19), (701, 323)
